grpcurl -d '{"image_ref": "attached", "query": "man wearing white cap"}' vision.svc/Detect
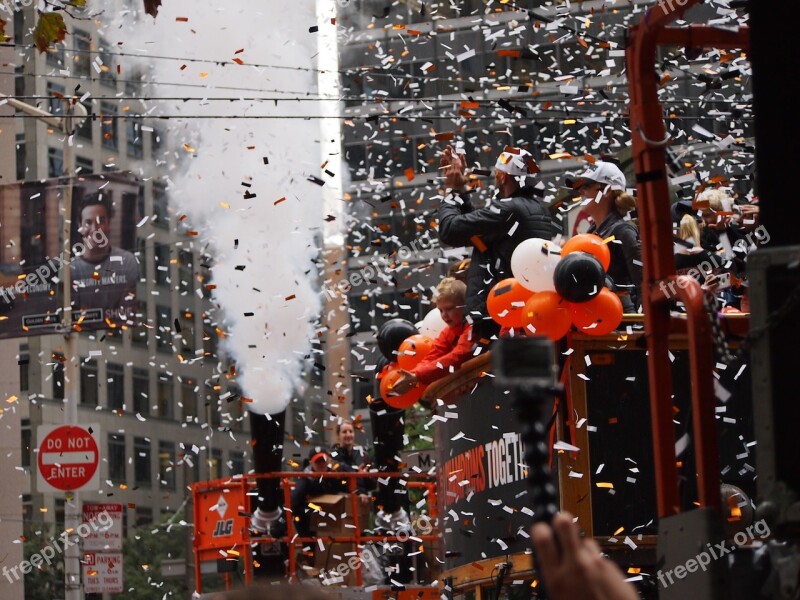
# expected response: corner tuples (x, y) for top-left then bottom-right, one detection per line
(437, 145), (555, 342)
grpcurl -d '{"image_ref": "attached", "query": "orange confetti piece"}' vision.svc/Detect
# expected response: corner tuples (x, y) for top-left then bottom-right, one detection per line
(232, 58), (244, 65)
(498, 49), (521, 58)
(178, 214), (188, 221)
(183, 143), (195, 152)
(404, 167), (415, 182)
(435, 132), (454, 142)
(471, 562), (485, 571)
(199, 72), (209, 78)
(285, 294), (296, 301)
(470, 235), (487, 252)
(274, 197), (286, 205)
(460, 101), (479, 109)
(176, 16), (188, 22)
(234, 48), (244, 54)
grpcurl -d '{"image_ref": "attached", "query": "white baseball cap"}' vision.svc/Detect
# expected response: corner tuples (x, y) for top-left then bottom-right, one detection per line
(495, 147), (539, 177)
(566, 161), (627, 191)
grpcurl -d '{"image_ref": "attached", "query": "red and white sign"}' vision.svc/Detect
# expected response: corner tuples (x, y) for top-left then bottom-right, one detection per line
(83, 552), (123, 594)
(36, 424), (100, 492)
(82, 503), (123, 551)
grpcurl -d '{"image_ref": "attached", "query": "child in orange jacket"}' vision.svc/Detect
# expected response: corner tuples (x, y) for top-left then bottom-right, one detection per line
(392, 277), (474, 395)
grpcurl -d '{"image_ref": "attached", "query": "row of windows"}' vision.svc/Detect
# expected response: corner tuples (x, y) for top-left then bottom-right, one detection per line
(107, 433), (246, 490)
(45, 356), (240, 427)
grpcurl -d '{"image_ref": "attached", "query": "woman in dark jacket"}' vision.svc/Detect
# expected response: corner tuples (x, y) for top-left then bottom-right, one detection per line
(329, 421), (374, 505)
(568, 161), (642, 313)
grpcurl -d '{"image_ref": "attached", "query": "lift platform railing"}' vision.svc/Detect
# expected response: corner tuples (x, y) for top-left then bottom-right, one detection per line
(191, 471), (438, 592)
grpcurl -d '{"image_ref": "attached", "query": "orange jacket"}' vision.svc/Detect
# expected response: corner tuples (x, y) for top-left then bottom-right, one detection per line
(413, 322), (475, 384)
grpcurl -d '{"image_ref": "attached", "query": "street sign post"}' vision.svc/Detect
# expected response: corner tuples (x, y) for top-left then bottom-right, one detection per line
(82, 552), (123, 594)
(82, 503), (123, 552)
(36, 424), (100, 493)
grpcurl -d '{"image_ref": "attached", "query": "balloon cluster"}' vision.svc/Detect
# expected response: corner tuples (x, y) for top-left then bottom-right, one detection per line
(375, 318), (441, 409)
(487, 234), (624, 340)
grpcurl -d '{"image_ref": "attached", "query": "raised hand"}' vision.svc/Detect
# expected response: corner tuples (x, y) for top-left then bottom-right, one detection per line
(440, 145), (468, 190)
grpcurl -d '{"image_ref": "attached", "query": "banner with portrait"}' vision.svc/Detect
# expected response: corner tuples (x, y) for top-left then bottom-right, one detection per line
(0, 172), (142, 339)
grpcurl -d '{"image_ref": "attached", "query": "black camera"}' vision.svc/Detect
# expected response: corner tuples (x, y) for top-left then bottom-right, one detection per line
(492, 337), (558, 388)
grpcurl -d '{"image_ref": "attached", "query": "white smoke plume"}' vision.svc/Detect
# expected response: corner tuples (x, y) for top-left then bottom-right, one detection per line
(108, 1), (337, 414)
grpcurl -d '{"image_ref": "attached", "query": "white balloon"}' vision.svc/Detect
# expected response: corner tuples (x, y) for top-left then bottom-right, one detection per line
(511, 238), (562, 292)
(417, 308), (447, 338)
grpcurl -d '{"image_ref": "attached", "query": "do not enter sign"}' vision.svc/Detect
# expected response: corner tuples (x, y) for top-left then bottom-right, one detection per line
(37, 424), (101, 492)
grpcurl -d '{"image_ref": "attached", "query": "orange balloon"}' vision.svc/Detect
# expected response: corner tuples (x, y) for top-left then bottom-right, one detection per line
(397, 334), (435, 370)
(487, 278), (534, 328)
(521, 292), (572, 341)
(380, 367), (424, 409)
(569, 288), (623, 336)
(561, 234), (611, 272)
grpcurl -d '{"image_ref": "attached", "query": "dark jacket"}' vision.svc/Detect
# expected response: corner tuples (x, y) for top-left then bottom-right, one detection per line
(438, 186), (554, 334)
(588, 211), (643, 312)
(329, 444), (375, 493)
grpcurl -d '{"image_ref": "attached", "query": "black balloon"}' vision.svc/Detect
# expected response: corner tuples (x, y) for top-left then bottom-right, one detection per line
(376, 318), (417, 360)
(554, 252), (606, 303)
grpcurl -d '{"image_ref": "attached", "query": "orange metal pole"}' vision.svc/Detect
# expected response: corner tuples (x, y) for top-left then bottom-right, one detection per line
(628, 0), (702, 518)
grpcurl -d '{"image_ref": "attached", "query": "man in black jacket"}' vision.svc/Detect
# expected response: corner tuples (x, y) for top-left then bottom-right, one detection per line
(438, 145), (555, 342)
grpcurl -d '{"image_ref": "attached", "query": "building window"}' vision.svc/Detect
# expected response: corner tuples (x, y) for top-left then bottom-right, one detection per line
(134, 506), (152, 527)
(178, 310), (195, 354)
(46, 43), (65, 67)
(101, 101), (118, 150)
(98, 42), (115, 87)
(108, 434), (126, 483)
(75, 155), (94, 174)
(209, 448), (223, 480)
(180, 378), (197, 422)
(229, 451), (245, 476)
(132, 301), (148, 346)
(154, 243), (171, 286)
(80, 359), (98, 406)
(156, 373), (173, 419)
(46, 81), (65, 116)
(21, 419), (31, 469)
(178, 250), (194, 295)
(52, 353), (65, 400)
(127, 118), (144, 158)
(74, 30), (91, 76)
(76, 100), (93, 140)
(153, 182), (169, 228)
(132, 368), (149, 415)
(134, 437), (151, 488)
(107, 363), (124, 410)
(19, 345), (29, 392)
(156, 305), (173, 352)
(159, 441), (176, 490)
(48, 147), (64, 178)
(15, 135), (25, 181)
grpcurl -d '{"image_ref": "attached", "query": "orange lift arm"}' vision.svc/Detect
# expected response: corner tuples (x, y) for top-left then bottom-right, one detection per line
(626, 1), (749, 517)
